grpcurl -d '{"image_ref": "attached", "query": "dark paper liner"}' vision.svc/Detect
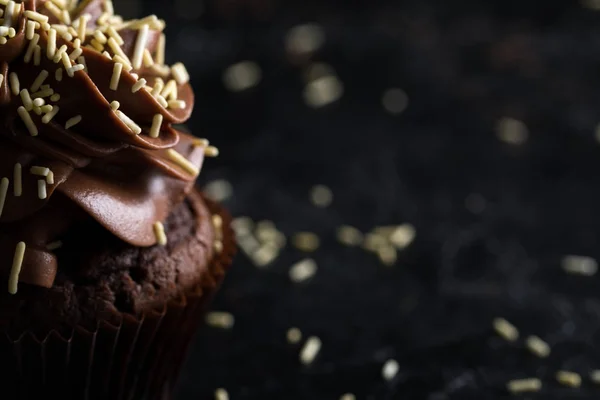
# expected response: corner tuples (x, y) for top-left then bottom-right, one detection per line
(0, 198), (235, 400)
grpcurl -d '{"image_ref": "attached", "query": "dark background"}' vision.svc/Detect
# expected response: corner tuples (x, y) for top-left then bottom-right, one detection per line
(135, 0), (600, 398)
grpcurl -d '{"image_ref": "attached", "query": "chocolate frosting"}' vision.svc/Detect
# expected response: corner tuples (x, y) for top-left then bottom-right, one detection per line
(0, 0), (207, 289)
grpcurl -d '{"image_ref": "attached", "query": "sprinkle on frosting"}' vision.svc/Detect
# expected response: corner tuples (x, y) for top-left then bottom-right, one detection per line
(0, 177), (8, 217)
(166, 149), (199, 176)
(41, 105), (60, 124)
(110, 62), (122, 90)
(30, 70), (48, 92)
(17, 106), (37, 136)
(153, 221), (167, 245)
(13, 163), (21, 197)
(132, 78), (146, 93)
(300, 336), (321, 365)
(46, 170), (54, 185)
(30, 166), (49, 176)
(115, 110), (142, 134)
(8, 241), (25, 294)
(110, 100), (120, 110)
(205, 146), (220, 157)
(55, 68), (63, 82)
(37, 179), (47, 199)
(9, 71), (18, 95)
(46, 240), (62, 251)
(65, 115), (82, 129)
(132, 24), (149, 70)
(150, 113), (163, 138)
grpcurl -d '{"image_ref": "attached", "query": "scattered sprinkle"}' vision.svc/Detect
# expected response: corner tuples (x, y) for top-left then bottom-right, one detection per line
(310, 184), (333, 207)
(24, 33), (39, 63)
(214, 388), (229, 400)
(0, 177), (8, 217)
(153, 221), (167, 246)
(287, 327), (302, 344)
(65, 115), (82, 129)
(13, 163), (20, 197)
(251, 243), (279, 267)
(24, 10), (48, 24)
(590, 370), (600, 384)
(506, 378), (541, 393)
(556, 371), (582, 388)
(46, 170), (54, 185)
(166, 148), (199, 176)
(493, 318), (519, 342)
(206, 311), (235, 329)
(304, 75), (343, 108)
(150, 113), (163, 138)
(110, 62), (123, 90)
(42, 106), (60, 124)
(30, 166), (49, 176)
(46, 240), (62, 251)
(55, 68), (63, 82)
(289, 258), (317, 282)
(340, 394), (356, 400)
(131, 23), (149, 69)
(377, 245), (397, 266)
(37, 179), (47, 199)
(525, 335), (551, 358)
(110, 100), (120, 111)
(496, 117), (529, 145)
(47, 28), (57, 58)
(8, 71), (18, 95)
(382, 88), (409, 115)
(292, 232), (320, 252)
(363, 233), (387, 252)
(286, 23), (325, 55)
(336, 225), (363, 247)
(389, 224), (416, 249)
(561, 255), (598, 276)
(300, 336), (322, 365)
(132, 78), (147, 93)
(172, 62), (190, 85)
(20, 89), (33, 111)
(382, 359), (399, 381)
(223, 61), (261, 92)
(30, 70), (49, 93)
(17, 106), (37, 136)
(25, 20), (35, 40)
(115, 110), (142, 134)
(203, 179), (233, 202)
(8, 241), (25, 295)
(205, 146), (220, 157)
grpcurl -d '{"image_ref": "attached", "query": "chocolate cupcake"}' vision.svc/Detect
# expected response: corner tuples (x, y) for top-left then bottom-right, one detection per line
(0, 1), (234, 399)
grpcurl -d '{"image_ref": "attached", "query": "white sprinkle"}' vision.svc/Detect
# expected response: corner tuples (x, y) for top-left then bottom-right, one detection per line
(525, 335), (551, 358)
(223, 61), (262, 92)
(61, 9), (70, 25)
(251, 243), (279, 267)
(506, 378), (541, 393)
(7, 27), (14, 38)
(106, 26), (124, 46)
(47, 28), (57, 58)
(37, 179), (47, 199)
(390, 224), (416, 249)
(132, 24), (149, 70)
(289, 258), (317, 282)
(30, 166), (49, 176)
(30, 70), (49, 93)
(110, 62), (123, 90)
(24, 10), (49, 24)
(287, 327), (302, 344)
(493, 318), (519, 342)
(77, 56), (87, 72)
(46, 170), (54, 185)
(33, 45), (41, 66)
(40, 105), (53, 114)
(76, 14), (89, 41)
(168, 100), (185, 109)
(156, 33), (165, 64)
(67, 64), (85, 77)
(161, 79), (178, 100)
(310, 184), (333, 207)
(17, 106), (37, 136)
(286, 24), (325, 55)
(156, 94), (168, 108)
(60, 51), (72, 71)
(132, 78), (147, 93)
(0, 36), (7, 45)
(55, 68), (63, 82)
(300, 336), (321, 365)
(206, 311), (235, 329)
(561, 255), (598, 276)
(292, 232), (320, 252)
(214, 388), (229, 400)
(73, 38), (81, 49)
(31, 87), (54, 99)
(25, 20), (35, 40)
(304, 75), (343, 108)
(382, 359), (399, 381)
(93, 29), (107, 44)
(89, 39), (103, 52)
(20, 89), (33, 111)
(69, 47), (83, 61)
(0, 26), (10, 37)
(556, 371), (581, 388)
(50, 93), (60, 102)
(171, 62), (190, 85)
(110, 100), (120, 111)
(590, 370), (600, 384)
(24, 33), (39, 63)
(46, 240), (62, 251)
(336, 225), (363, 246)
(8, 71), (18, 95)
(340, 394), (356, 400)
(13, 163), (21, 197)
(104, 0), (114, 14)
(150, 113), (163, 138)
(0, 74), (3, 88)
(0, 177), (8, 217)
(42, 106), (59, 124)
(115, 110), (142, 135)
(166, 149), (199, 176)
(65, 115), (82, 129)
(107, 37), (131, 66)
(8, 242), (25, 295)
(378, 245), (397, 266)
(143, 48), (154, 67)
(382, 88), (409, 115)
(153, 221), (167, 245)
(205, 146), (219, 157)
(151, 78), (164, 97)
(203, 179), (233, 202)
(496, 117), (529, 145)
(52, 44), (67, 63)
(112, 54), (132, 71)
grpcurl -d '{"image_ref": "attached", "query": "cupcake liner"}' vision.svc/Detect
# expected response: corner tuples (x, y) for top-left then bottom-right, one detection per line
(1, 196), (235, 400)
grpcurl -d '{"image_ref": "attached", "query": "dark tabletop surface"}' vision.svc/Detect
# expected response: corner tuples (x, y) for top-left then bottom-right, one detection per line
(134, 0), (600, 398)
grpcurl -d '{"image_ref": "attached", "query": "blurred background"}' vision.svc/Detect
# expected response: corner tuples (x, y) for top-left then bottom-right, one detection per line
(135, 0), (600, 398)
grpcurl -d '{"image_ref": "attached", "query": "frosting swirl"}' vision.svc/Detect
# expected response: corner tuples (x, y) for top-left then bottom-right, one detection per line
(0, 0), (214, 290)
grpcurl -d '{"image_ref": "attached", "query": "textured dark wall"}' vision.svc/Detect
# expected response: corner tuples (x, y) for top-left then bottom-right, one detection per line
(132, 0), (600, 398)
